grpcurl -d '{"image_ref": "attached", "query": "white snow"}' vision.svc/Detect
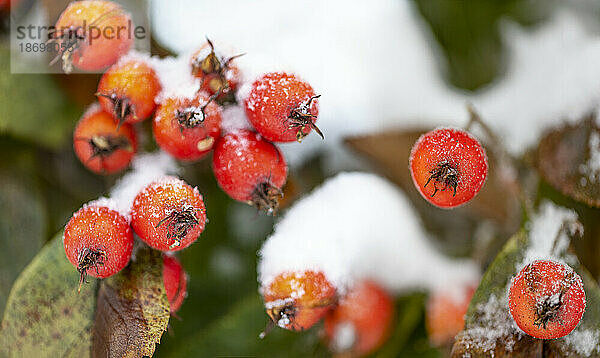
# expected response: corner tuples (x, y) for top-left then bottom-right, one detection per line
(109, 151), (179, 220)
(149, 54), (201, 102)
(220, 105), (254, 133)
(258, 172), (479, 296)
(459, 293), (522, 354)
(521, 201), (579, 270)
(330, 322), (357, 353)
(151, 1), (600, 167)
(563, 329), (600, 356)
(580, 130), (600, 184)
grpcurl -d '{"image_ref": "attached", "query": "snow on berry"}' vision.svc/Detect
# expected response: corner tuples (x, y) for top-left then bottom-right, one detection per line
(163, 254), (188, 313)
(150, 55), (201, 103)
(73, 105), (137, 175)
(258, 172), (479, 302)
(131, 176), (206, 251)
(212, 129), (288, 215)
(153, 91), (222, 161)
(262, 270), (336, 332)
(324, 280), (395, 356)
(221, 105), (254, 134)
(508, 259), (586, 339)
(109, 151), (179, 220)
(97, 55), (162, 125)
(243, 72), (322, 143)
(522, 201), (580, 268)
(63, 200), (134, 291)
(410, 127), (488, 208)
(51, 0), (133, 73)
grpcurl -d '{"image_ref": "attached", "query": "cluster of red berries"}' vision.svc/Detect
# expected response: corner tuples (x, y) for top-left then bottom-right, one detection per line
(60, 0), (322, 315)
(261, 271), (394, 356)
(410, 127), (488, 208)
(64, 1), (321, 214)
(63, 175), (204, 312)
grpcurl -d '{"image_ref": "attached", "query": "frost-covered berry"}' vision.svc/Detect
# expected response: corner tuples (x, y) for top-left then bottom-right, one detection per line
(97, 58), (162, 125)
(163, 255), (188, 313)
(131, 176), (206, 251)
(63, 201), (133, 291)
(51, 0), (133, 73)
(409, 128), (487, 208)
(244, 72), (322, 143)
(324, 280), (394, 356)
(153, 92), (222, 161)
(508, 260), (586, 339)
(426, 284), (476, 346)
(262, 270), (336, 332)
(73, 105), (137, 175)
(212, 130), (288, 215)
(190, 38), (242, 101)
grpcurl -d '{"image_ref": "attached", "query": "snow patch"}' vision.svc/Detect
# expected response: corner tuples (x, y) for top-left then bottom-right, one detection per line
(258, 172), (479, 296)
(521, 201), (579, 270)
(109, 152), (179, 220)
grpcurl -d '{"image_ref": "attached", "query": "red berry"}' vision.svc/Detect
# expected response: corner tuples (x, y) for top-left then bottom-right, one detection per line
(73, 106), (137, 175)
(163, 255), (188, 313)
(190, 38), (242, 101)
(409, 128), (487, 208)
(244, 72), (322, 143)
(324, 280), (394, 356)
(52, 0), (133, 73)
(509, 260), (586, 339)
(263, 270), (337, 332)
(426, 284), (476, 346)
(212, 130), (287, 214)
(153, 92), (222, 161)
(131, 176), (206, 251)
(97, 58), (162, 125)
(63, 201), (133, 291)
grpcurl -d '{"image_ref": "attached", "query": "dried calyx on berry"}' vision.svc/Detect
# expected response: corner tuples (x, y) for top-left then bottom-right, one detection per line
(76, 247), (106, 292)
(96, 92), (135, 125)
(175, 92), (219, 130)
(191, 37), (244, 98)
(156, 206), (202, 249)
(250, 180), (284, 215)
(287, 95), (323, 142)
(79, 132), (132, 160)
(424, 160), (459, 197)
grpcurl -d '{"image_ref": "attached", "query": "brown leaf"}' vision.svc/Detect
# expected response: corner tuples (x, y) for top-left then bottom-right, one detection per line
(345, 129), (520, 253)
(536, 114), (600, 207)
(92, 247), (170, 358)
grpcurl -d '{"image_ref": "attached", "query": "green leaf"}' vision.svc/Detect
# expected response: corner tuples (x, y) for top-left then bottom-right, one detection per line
(452, 229), (600, 357)
(0, 172), (46, 314)
(0, 232), (97, 358)
(165, 293), (329, 358)
(91, 246), (170, 358)
(0, 43), (80, 149)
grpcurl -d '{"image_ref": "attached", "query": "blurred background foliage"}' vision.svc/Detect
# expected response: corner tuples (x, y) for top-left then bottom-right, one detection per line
(1, 0), (598, 357)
